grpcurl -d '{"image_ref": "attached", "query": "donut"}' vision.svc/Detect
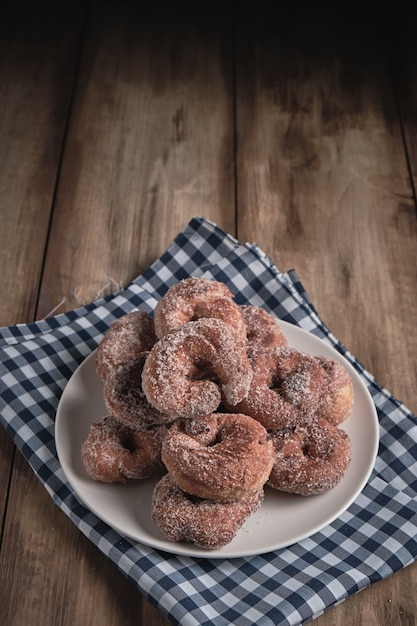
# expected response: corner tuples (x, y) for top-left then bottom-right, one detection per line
(230, 347), (353, 430)
(141, 318), (253, 419)
(266, 348), (353, 424)
(153, 277), (246, 339)
(267, 418), (351, 496)
(152, 474), (264, 550)
(96, 311), (157, 381)
(240, 304), (288, 353)
(161, 413), (275, 502)
(315, 356), (354, 425)
(81, 416), (166, 483)
(103, 354), (171, 430)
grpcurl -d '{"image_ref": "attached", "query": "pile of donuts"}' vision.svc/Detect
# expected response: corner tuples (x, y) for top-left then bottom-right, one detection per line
(81, 277), (353, 550)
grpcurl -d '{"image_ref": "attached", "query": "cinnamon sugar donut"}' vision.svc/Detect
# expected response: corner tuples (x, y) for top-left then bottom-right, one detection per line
(141, 319), (253, 419)
(230, 347), (353, 430)
(103, 354), (171, 430)
(267, 348), (353, 425)
(96, 311), (157, 381)
(315, 356), (354, 425)
(152, 473), (264, 550)
(267, 418), (351, 496)
(161, 413), (275, 502)
(240, 305), (288, 353)
(153, 277), (246, 339)
(81, 416), (166, 483)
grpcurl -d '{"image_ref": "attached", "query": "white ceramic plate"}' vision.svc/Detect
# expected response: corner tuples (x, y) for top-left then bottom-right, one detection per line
(55, 321), (379, 558)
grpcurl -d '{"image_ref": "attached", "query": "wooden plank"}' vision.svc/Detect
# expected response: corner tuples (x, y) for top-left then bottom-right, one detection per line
(37, 0), (236, 318)
(2, 4), (416, 625)
(0, 0), (84, 575)
(1, 451), (169, 626)
(386, 7), (417, 192)
(1, 2), (233, 625)
(236, 6), (417, 415)
(0, 431), (14, 529)
(235, 6), (417, 625)
(0, 1), (85, 325)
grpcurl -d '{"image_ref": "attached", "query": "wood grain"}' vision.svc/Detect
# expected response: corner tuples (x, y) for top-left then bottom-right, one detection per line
(387, 5), (417, 195)
(0, 2), (84, 326)
(37, 0), (236, 318)
(1, 2), (231, 625)
(0, 2), (416, 625)
(1, 451), (169, 626)
(234, 6), (417, 625)
(235, 6), (417, 415)
(0, 431), (14, 527)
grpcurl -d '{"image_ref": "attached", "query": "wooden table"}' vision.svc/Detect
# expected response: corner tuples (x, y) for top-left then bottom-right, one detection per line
(1, 2), (416, 624)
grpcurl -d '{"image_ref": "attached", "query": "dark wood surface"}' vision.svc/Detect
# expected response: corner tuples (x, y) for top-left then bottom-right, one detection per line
(1, 3), (416, 624)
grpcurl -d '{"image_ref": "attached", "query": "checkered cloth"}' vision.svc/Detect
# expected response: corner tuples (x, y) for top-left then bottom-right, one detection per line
(1, 217), (416, 625)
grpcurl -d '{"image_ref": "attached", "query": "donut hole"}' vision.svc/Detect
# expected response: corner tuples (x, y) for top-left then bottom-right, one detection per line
(299, 425), (336, 460)
(188, 359), (219, 383)
(270, 375), (284, 394)
(190, 311), (203, 322)
(120, 432), (138, 453)
(300, 439), (312, 457)
(186, 492), (204, 504)
(207, 430), (224, 447)
(246, 329), (256, 342)
(108, 358), (145, 399)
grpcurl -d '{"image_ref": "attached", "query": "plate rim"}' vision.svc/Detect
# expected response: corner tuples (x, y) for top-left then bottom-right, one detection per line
(55, 319), (379, 559)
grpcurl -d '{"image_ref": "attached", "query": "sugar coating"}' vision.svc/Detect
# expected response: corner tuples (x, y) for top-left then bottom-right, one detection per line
(231, 347), (354, 430)
(315, 357), (354, 425)
(152, 474), (264, 550)
(81, 416), (166, 483)
(104, 354), (171, 430)
(268, 417), (352, 495)
(240, 304), (288, 351)
(96, 311), (157, 381)
(141, 318), (253, 418)
(154, 277), (246, 339)
(161, 413), (275, 502)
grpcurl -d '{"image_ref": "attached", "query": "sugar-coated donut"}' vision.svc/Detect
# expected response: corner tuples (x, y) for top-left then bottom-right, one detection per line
(96, 311), (157, 381)
(152, 474), (264, 550)
(141, 318), (253, 419)
(315, 356), (354, 425)
(231, 347), (353, 430)
(81, 416), (166, 483)
(103, 354), (171, 430)
(266, 348), (353, 425)
(82, 284), (355, 544)
(267, 418), (351, 496)
(161, 413), (275, 502)
(240, 304), (288, 353)
(153, 277), (247, 339)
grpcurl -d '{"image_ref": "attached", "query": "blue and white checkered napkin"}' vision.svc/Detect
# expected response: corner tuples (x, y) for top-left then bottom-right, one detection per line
(1, 217), (417, 625)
